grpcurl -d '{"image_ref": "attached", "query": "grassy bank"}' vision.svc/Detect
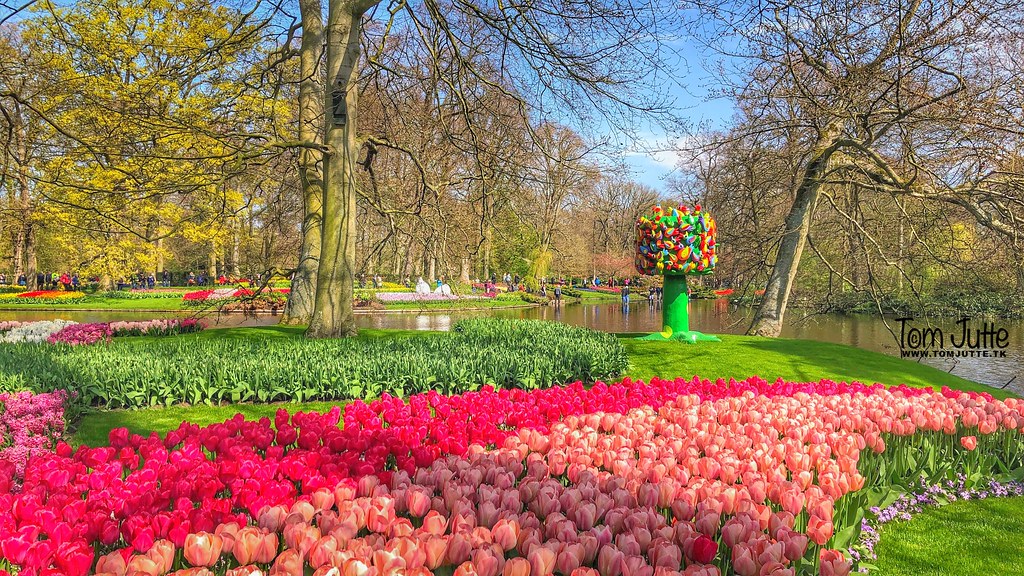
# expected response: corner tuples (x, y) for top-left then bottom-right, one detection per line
(873, 496), (1024, 575)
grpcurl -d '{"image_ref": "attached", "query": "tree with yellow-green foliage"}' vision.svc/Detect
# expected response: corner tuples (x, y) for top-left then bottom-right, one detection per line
(4, 0), (291, 284)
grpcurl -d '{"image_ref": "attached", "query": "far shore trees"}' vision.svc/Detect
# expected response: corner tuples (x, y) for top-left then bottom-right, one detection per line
(680, 0), (1024, 337)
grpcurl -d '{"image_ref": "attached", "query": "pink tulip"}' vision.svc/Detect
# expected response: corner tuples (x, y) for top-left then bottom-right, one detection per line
(184, 533), (223, 567)
(806, 516), (834, 546)
(422, 536), (450, 570)
(147, 540), (176, 574)
(529, 544), (558, 576)
(819, 549), (852, 576)
(598, 545), (624, 576)
(504, 558), (531, 576)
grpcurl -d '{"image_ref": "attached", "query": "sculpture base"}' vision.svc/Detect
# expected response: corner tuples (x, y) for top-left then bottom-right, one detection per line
(637, 326), (721, 344)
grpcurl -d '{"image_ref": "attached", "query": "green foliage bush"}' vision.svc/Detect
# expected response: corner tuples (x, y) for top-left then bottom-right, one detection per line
(0, 319), (628, 408)
(561, 287), (582, 299)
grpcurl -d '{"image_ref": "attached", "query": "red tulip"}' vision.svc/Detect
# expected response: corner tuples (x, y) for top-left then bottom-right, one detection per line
(690, 535), (717, 564)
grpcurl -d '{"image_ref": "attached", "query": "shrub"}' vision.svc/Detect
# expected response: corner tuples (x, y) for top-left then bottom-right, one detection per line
(0, 319), (627, 408)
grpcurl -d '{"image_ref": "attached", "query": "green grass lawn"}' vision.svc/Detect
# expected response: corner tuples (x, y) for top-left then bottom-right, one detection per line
(576, 291), (627, 301)
(873, 497), (1024, 575)
(621, 335), (1007, 397)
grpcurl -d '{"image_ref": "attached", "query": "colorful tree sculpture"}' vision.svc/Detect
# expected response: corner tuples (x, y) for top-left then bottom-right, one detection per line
(635, 204), (721, 343)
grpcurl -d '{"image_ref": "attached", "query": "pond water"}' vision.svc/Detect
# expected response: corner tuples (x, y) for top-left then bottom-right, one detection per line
(3, 300), (1021, 393)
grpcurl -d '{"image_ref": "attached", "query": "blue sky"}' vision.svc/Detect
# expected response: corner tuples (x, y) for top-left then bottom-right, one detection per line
(616, 36), (737, 195)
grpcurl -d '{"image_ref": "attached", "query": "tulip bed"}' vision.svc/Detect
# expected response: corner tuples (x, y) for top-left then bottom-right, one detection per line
(47, 320), (206, 346)
(0, 320), (627, 407)
(0, 291), (87, 305)
(0, 390), (70, 481)
(2, 375), (1024, 576)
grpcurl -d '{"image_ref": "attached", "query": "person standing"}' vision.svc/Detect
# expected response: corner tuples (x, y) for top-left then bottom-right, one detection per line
(554, 281), (562, 306)
(162, 270), (170, 287)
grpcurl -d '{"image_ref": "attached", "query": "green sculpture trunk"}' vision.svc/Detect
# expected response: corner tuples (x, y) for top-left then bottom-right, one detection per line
(638, 275), (720, 343)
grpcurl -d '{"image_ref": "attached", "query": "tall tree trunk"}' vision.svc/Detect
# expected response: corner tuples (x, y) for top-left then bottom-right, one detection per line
(481, 223), (493, 279)
(156, 238), (165, 276)
(14, 116), (34, 286)
(208, 249), (217, 279)
(845, 186), (860, 289)
(748, 131), (840, 337)
(12, 230), (24, 276)
(231, 225), (241, 277)
(307, 3), (361, 338)
(459, 256), (471, 284)
(283, 0), (325, 325)
(24, 224), (36, 290)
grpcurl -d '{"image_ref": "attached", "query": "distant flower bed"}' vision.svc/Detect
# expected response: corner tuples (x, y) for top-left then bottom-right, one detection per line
(376, 291), (463, 302)
(17, 290), (85, 299)
(584, 286), (622, 294)
(0, 319), (205, 346)
(47, 319), (206, 346)
(369, 281), (413, 292)
(96, 290), (186, 300)
(183, 288), (288, 305)
(0, 319), (77, 343)
(0, 290), (86, 304)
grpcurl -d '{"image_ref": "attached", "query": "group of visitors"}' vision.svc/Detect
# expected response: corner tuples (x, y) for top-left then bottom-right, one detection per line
(0, 271), (81, 290)
(119, 272), (160, 290)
